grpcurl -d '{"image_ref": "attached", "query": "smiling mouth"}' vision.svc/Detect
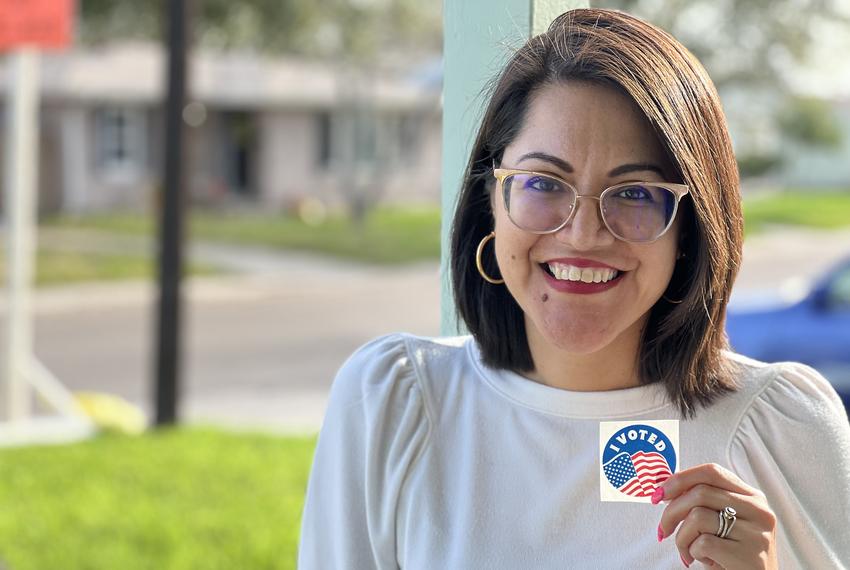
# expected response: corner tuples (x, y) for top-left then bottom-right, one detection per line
(542, 262), (624, 284)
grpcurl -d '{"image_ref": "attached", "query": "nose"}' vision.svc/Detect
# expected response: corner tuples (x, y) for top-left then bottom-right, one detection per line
(554, 195), (616, 250)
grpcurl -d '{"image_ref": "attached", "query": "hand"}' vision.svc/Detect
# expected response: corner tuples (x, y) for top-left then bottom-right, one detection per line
(653, 463), (778, 569)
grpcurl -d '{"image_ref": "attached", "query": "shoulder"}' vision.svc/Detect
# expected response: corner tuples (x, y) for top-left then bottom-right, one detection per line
(328, 333), (473, 423)
(723, 352), (847, 422)
(329, 333), (415, 406)
(721, 352), (849, 459)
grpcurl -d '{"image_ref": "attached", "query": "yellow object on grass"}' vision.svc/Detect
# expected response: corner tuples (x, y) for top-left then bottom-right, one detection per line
(74, 392), (147, 434)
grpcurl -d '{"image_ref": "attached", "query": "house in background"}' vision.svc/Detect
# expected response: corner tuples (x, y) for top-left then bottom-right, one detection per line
(777, 99), (850, 189)
(722, 83), (850, 191)
(0, 42), (442, 215)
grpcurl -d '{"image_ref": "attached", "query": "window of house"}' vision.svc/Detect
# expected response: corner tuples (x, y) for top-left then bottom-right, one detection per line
(94, 107), (146, 174)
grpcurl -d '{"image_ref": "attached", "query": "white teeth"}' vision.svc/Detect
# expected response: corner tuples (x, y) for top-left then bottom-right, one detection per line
(547, 263), (620, 283)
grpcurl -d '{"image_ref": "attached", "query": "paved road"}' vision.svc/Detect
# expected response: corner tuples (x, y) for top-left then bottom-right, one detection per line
(1, 227), (848, 434)
(6, 263), (441, 434)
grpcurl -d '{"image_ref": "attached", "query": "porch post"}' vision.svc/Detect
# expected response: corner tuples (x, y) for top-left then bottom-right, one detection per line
(440, 0), (589, 334)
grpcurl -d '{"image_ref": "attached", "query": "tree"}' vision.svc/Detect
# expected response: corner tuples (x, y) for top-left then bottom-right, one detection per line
(778, 96), (843, 148)
(597, 0), (850, 179)
(78, 0), (442, 60)
(597, 0), (849, 92)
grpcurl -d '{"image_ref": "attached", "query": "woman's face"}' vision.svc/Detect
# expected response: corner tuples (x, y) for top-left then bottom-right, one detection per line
(493, 81), (681, 359)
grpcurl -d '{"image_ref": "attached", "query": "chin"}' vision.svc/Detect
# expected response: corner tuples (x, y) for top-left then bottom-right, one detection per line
(534, 314), (622, 355)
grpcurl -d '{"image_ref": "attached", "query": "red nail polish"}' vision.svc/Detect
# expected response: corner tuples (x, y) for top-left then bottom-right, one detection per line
(657, 524), (664, 542)
(651, 487), (665, 504)
(680, 554), (690, 568)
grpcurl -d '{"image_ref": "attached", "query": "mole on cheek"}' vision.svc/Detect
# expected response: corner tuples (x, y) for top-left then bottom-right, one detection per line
(541, 293), (549, 302)
(511, 255), (516, 260)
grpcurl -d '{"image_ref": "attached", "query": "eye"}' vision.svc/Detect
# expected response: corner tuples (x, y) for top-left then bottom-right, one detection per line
(523, 175), (564, 194)
(613, 185), (654, 201)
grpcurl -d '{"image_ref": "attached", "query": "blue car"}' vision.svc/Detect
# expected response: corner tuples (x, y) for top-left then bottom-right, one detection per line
(726, 256), (850, 412)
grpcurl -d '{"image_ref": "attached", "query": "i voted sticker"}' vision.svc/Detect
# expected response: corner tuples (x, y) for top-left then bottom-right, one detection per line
(599, 420), (679, 503)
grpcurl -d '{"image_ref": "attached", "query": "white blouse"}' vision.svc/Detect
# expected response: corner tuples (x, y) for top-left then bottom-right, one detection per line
(298, 334), (850, 569)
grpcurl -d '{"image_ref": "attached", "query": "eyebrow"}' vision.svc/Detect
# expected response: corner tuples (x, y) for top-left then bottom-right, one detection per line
(517, 151), (665, 178)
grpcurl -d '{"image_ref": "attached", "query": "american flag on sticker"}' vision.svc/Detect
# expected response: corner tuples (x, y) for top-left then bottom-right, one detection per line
(599, 420), (679, 502)
(602, 450), (673, 497)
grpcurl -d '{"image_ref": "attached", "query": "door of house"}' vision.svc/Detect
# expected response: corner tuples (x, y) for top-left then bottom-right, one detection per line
(221, 111), (256, 198)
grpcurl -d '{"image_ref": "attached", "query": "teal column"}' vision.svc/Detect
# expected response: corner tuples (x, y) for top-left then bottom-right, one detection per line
(440, 0), (589, 335)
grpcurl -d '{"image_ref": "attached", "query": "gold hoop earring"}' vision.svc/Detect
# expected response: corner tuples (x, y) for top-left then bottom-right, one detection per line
(475, 231), (504, 285)
(663, 295), (683, 304)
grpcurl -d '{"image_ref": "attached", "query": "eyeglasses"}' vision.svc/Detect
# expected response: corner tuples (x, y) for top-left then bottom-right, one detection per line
(493, 168), (689, 243)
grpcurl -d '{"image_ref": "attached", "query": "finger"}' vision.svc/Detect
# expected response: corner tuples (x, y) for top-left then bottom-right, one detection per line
(688, 533), (756, 570)
(672, 507), (761, 566)
(672, 506), (716, 566)
(653, 463), (756, 504)
(658, 485), (767, 540)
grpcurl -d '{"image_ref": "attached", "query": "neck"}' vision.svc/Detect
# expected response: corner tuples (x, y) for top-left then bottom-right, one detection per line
(524, 317), (645, 392)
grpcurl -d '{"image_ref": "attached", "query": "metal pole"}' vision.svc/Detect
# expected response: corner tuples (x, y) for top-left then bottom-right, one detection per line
(2, 48), (40, 422)
(154, 0), (190, 426)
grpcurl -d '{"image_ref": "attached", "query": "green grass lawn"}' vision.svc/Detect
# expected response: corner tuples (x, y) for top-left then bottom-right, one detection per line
(48, 205), (443, 265)
(29, 192), (850, 283)
(0, 250), (218, 287)
(48, 191), (850, 255)
(0, 427), (316, 570)
(743, 190), (850, 235)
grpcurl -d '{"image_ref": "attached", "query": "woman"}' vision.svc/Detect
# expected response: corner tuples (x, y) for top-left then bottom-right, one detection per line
(298, 9), (850, 569)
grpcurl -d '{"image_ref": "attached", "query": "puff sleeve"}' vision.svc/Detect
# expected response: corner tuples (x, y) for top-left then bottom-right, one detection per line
(298, 334), (432, 570)
(729, 363), (850, 569)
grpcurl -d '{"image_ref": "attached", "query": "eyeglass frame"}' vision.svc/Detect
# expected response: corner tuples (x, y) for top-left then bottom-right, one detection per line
(492, 166), (690, 244)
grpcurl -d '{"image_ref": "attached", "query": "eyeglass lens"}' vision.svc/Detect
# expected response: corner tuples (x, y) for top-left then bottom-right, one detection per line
(503, 172), (677, 242)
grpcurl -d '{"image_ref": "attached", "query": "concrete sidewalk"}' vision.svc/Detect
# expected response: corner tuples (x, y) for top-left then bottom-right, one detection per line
(3, 226), (849, 435)
(735, 227), (850, 293)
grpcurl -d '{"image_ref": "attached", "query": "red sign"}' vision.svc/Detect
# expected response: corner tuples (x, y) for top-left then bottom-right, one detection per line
(0, 0), (74, 51)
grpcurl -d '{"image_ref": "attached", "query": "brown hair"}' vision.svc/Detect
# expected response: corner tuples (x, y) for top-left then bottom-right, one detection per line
(450, 8), (743, 417)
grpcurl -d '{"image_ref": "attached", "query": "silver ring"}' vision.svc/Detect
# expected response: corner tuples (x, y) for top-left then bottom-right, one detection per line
(716, 506), (737, 539)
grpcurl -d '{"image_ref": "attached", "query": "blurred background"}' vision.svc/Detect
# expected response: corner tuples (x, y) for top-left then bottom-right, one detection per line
(0, 0), (848, 568)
